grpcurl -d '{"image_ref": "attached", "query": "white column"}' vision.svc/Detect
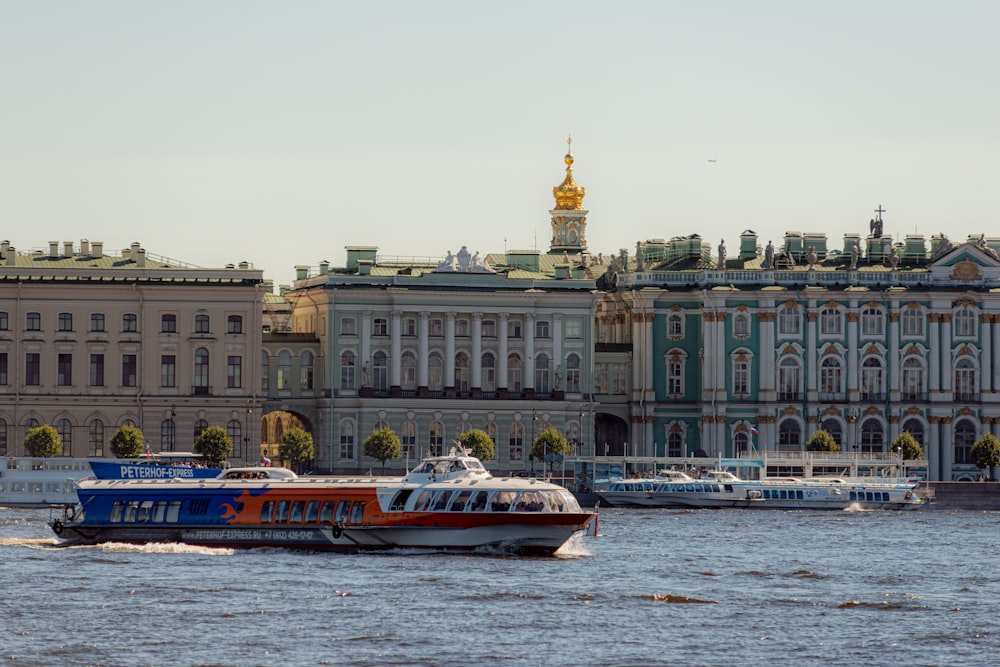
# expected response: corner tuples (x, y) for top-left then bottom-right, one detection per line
(390, 310), (402, 388)
(929, 315), (940, 393)
(993, 316), (1000, 394)
(980, 315), (991, 394)
(418, 311), (429, 388)
(714, 312), (726, 400)
(361, 311), (372, 373)
(525, 313), (536, 390)
(759, 312), (775, 397)
(498, 312), (509, 390)
(941, 315), (952, 398)
(445, 312), (456, 388)
(928, 418), (941, 481)
(847, 313), (859, 399)
(702, 311), (716, 401)
(806, 312), (818, 395)
(888, 312), (900, 397)
(471, 312), (482, 388)
(553, 313), (564, 379)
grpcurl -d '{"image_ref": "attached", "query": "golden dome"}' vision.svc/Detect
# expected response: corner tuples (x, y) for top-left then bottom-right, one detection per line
(553, 135), (586, 210)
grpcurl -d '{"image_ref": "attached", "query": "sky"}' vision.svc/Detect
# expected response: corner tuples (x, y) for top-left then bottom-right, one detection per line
(2, 1), (998, 285)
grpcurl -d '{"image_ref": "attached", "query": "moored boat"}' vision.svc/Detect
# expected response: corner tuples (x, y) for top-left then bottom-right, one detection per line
(597, 470), (696, 507)
(0, 457), (94, 507)
(52, 450), (594, 555)
(599, 469), (925, 510)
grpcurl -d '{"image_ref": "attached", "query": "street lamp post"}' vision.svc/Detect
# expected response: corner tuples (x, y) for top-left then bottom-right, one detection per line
(531, 411), (538, 473)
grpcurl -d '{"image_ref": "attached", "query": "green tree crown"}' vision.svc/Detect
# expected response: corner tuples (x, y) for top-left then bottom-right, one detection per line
(279, 427), (315, 472)
(110, 424), (146, 458)
(971, 433), (1000, 481)
(805, 429), (839, 453)
(892, 431), (925, 461)
(531, 427), (571, 469)
(456, 429), (495, 462)
(193, 426), (233, 466)
(363, 427), (402, 472)
(24, 425), (62, 457)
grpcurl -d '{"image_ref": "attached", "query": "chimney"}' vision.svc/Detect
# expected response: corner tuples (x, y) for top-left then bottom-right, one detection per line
(1, 240), (8, 256)
(5, 246), (16, 266)
(130, 242), (141, 263)
(319, 260), (330, 275)
(49, 241), (59, 258)
(295, 265), (310, 280)
(91, 241), (103, 257)
(63, 241), (74, 257)
(136, 248), (146, 268)
(238, 261), (249, 269)
(80, 239), (90, 256)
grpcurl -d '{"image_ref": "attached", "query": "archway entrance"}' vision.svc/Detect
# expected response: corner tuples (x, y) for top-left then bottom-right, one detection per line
(595, 414), (629, 456)
(259, 410), (314, 466)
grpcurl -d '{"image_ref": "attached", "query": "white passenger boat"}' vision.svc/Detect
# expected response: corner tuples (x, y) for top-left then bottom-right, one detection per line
(597, 470), (696, 507)
(51, 449), (595, 555)
(0, 457), (95, 508)
(599, 470), (925, 510)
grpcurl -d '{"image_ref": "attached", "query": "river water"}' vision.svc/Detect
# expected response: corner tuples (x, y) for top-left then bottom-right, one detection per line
(1, 506), (998, 667)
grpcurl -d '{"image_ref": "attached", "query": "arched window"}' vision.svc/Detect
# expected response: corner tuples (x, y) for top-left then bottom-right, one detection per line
(274, 416), (284, 444)
(507, 353), (522, 393)
(508, 422), (524, 462)
(778, 357), (802, 401)
(954, 358), (977, 401)
(954, 419), (977, 464)
(566, 354), (581, 392)
(401, 351), (416, 390)
(194, 348), (210, 391)
(481, 352), (495, 392)
(300, 351), (314, 390)
(900, 420), (925, 454)
(733, 312), (750, 338)
(227, 420), (242, 457)
(57, 418), (73, 456)
(819, 357), (843, 399)
(535, 353), (551, 394)
(861, 357), (884, 401)
(374, 418), (389, 431)
(373, 351), (388, 390)
(734, 431), (749, 454)
(455, 420), (471, 437)
(88, 420), (104, 457)
(339, 420), (355, 460)
(428, 352), (444, 391)
(429, 420), (444, 456)
(194, 419), (208, 440)
(860, 419), (884, 453)
(401, 420), (417, 459)
(667, 313), (684, 339)
(484, 421), (497, 446)
(454, 352), (469, 392)
(340, 350), (356, 390)
(667, 428), (684, 457)
(161, 419), (176, 452)
(820, 418), (843, 447)
(901, 356), (925, 401)
(277, 350), (291, 390)
(777, 420), (801, 451)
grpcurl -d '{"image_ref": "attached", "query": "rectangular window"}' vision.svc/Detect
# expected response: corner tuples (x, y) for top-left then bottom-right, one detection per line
(0, 311), (8, 330)
(58, 313), (73, 332)
(90, 354), (105, 386)
(341, 317), (356, 336)
(25, 353), (40, 385)
(429, 318), (443, 337)
(455, 319), (469, 337)
(122, 313), (137, 332)
(227, 315), (243, 334)
(373, 318), (388, 336)
(535, 320), (550, 338)
(161, 314), (177, 333)
(0, 352), (7, 385)
(733, 360), (748, 395)
(402, 318), (416, 336)
(26, 312), (41, 331)
(194, 314), (210, 333)
(227, 356), (242, 388)
(58, 353), (72, 386)
(161, 355), (176, 387)
(481, 319), (496, 338)
(667, 360), (683, 394)
(508, 319), (522, 338)
(565, 318), (582, 339)
(122, 354), (137, 387)
(90, 313), (105, 332)
(902, 310), (924, 337)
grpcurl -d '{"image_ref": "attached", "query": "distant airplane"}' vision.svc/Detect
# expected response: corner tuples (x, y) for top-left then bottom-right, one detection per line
(708, 159), (717, 163)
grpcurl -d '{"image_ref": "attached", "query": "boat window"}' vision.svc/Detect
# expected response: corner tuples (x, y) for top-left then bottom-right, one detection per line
(110, 501), (124, 523)
(260, 500), (275, 523)
(432, 491), (452, 511)
(138, 500), (154, 522)
(123, 500), (140, 523)
(275, 500), (290, 524)
(413, 490), (434, 511)
(319, 501), (335, 523)
(166, 501), (181, 522)
(349, 501), (365, 524)
(335, 500), (351, 524)
(465, 460), (484, 471)
(389, 489), (413, 511)
(304, 501), (320, 523)
(412, 462), (435, 474)
(469, 491), (488, 512)
(515, 491), (545, 511)
(448, 490), (472, 511)
(152, 501), (167, 523)
(289, 501), (304, 523)
(491, 491), (515, 512)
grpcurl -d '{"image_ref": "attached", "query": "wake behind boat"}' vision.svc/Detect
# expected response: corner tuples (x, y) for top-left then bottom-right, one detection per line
(52, 450), (593, 555)
(598, 469), (925, 510)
